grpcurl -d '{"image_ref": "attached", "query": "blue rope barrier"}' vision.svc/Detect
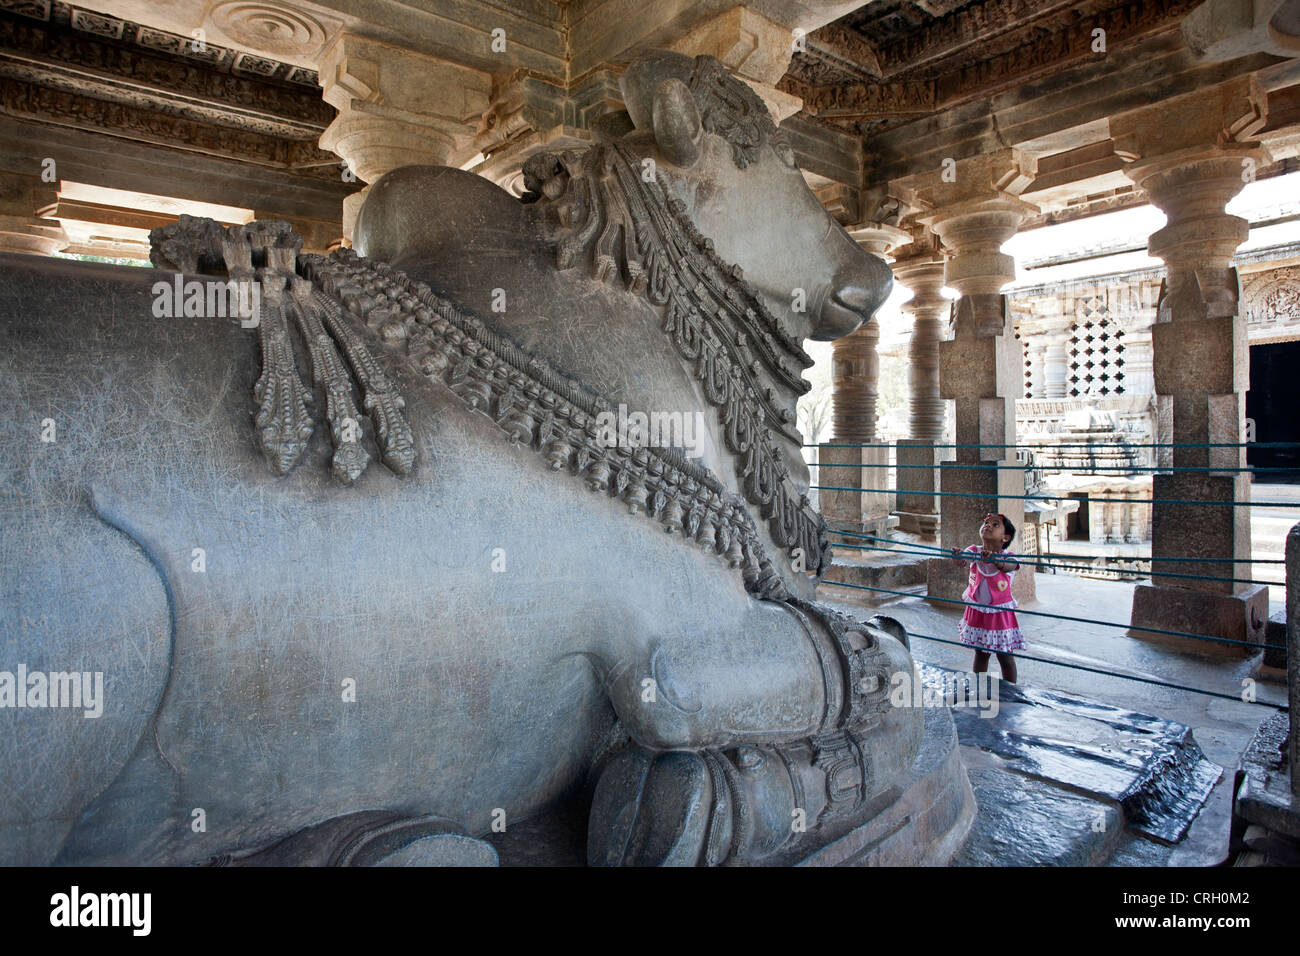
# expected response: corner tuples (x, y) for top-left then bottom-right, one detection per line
(810, 461), (1283, 473)
(811, 484), (1300, 508)
(827, 537), (1283, 588)
(900, 630), (1286, 709)
(825, 526), (1287, 564)
(807, 441), (1300, 449)
(818, 578), (1271, 650)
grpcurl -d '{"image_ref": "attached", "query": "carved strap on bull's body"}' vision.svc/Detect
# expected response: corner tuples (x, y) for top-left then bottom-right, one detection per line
(149, 216), (416, 486)
(523, 141), (831, 575)
(146, 216), (792, 599)
(301, 249), (789, 601)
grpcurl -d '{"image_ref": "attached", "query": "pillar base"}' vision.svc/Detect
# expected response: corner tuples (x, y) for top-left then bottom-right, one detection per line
(1128, 582), (1269, 658)
(893, 440), (940, 538)
(896, 511), (940, 537)
(818, 444), (891, 533)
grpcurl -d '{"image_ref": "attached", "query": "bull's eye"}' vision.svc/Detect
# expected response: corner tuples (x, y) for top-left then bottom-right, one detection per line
(774, 140), (796, 168)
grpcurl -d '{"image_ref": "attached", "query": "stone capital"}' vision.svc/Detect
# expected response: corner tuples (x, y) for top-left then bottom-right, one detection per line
(845, 220), (911, 256)
(318, 33), (492, 184)
(1109, 75), (1269, 161)
(891, 254), (947, 318)
(919, 195), (1037, 315)
(668, 7), (804, 122)
(891, 150), (1036, 212)
(1119, 142), (1268, 320)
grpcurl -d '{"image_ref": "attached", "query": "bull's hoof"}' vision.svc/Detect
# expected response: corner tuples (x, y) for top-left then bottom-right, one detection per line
(588, 746), (713, 866)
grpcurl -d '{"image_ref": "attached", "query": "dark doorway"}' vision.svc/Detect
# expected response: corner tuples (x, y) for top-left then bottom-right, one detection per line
(1066, 493), (1090, 540)
(1247, 341), (1300, 482)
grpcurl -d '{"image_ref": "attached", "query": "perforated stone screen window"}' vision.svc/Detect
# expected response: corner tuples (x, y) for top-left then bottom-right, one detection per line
(1015, 329), (1035, 399)
(1067, 298), (1125, 398)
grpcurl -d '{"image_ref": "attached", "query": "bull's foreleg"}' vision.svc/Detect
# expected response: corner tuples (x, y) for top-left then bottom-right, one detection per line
(586, 601), (922, 866)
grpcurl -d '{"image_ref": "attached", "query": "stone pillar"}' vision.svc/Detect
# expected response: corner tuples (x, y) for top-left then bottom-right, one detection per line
(891, 239), (947, 537)
(1113, 83), (1271, 653)
(922, 191), (1037, 604)
(821, 221), (908, 537)
(893, 248), (948, 443)
(0, 170), (67, 257)
(831, 314), (881, 445)
(1043, 331), (1069, 399)
(317, 33), (492, 242)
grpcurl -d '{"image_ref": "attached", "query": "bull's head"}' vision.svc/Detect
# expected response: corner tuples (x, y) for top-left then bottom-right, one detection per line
(614, 50), (892, 343)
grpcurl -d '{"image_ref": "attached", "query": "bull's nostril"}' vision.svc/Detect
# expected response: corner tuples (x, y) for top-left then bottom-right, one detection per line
(834, 286), (874, 312)
(833, 279), (890, 320)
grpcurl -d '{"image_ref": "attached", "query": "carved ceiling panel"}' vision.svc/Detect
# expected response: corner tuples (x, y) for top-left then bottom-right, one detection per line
(0, 0), (345, 181)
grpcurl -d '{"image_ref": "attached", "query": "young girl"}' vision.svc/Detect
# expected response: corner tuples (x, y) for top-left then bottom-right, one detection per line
(950, 512), (1022, 683)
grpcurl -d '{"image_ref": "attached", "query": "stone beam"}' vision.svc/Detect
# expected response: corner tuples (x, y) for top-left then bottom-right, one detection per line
(782, 114), (862, 191)
(0, 168), (66, 256)
(864, 29), (1279, 187)
(567, 0), (863, 80)
(82, 0), (567, 77)
(0, 116), (352, 240)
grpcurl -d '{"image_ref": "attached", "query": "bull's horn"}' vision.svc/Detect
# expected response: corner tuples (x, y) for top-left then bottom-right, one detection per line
(652, 78), (702, 169)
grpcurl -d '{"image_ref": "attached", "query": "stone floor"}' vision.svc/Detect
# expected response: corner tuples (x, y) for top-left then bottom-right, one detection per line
(819, 570), (1291, 866)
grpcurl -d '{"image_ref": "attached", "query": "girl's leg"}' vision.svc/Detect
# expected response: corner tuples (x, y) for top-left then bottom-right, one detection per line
(995, 652), (1017, 683)
(972, 649), (990, 674)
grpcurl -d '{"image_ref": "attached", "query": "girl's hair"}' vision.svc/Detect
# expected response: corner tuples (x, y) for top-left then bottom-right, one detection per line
(997, 513), (1016, 547)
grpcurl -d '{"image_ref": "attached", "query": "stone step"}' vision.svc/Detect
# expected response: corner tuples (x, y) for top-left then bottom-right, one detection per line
(820, 547), (932, 595)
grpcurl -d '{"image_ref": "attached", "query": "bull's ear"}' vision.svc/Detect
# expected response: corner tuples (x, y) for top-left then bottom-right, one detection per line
(651, 78), (702, 168)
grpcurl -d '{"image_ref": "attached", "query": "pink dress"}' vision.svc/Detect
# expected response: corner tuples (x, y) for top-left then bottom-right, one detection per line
(957, 545), (1024, 653)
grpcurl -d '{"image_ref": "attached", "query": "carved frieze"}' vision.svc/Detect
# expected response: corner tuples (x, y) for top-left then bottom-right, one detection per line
(780, 75), (935, 119)
(0, 16), (329, 119)
(1243, 266), (1300, 341)
(0, 77), (343, 179)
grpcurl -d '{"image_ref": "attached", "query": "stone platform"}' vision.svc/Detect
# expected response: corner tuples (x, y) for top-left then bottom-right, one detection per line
(1232, 711), (1300, 845)
(929, 663), (1223, 865)
(822, 547), (930, 594)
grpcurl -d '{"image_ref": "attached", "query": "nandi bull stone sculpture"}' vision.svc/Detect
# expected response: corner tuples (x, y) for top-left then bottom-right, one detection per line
(0, 50), (974, 865)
